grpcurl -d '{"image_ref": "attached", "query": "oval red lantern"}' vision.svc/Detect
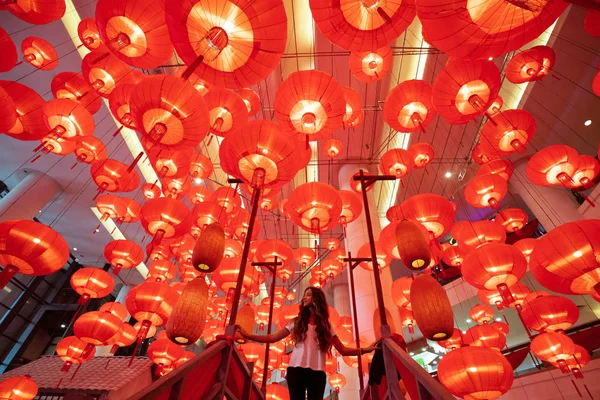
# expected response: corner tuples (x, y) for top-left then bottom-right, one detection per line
(0, 220), (69, 289)
(408, 142), (435, 170)
(81, 50), (135, 97)
(527, 145), (582, 187)
(286, 182), (342, 235)
(495, 208), (528, 233)
(204, 88), (248, 138)
(274, 70), (345, 141)
(0, 27), (18, 73)
(70, 268), (115, 304)
(464, 173), (508, 209)
(51, 72), (101, 115)
(395, 220), (432, 269)
(480, 110), (536, 156)
(411, 274), (454, 340)
(349, 46), (392, 83)
(104, 240), (143, 275)
(0, 376), (38, 400)
(506, 46), (555, 84)
(384, 80), (435, 133)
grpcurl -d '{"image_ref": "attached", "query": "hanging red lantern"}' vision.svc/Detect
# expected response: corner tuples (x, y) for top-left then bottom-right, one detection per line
(384, 80), (436, 133)
(227, 209), (261, 241)
(146, 147), (194, 180)
(56, 336), (95, 372)
(495, 208), (528, 233)
(42, 99), (95, 141)
(380, 148), (412, 181)
(451, 220), (506, 253)
(438, 346), (514, 399)
(513, 238), (537, 264)
(237, 88), (261, 116)
(349, 46), (392, 83)
(338, 190), (362, 226)
(432, 59), (501, 124)
(439, 328), (463, 350)
(187, 185), (211, 205)
(0, 80), (47, 141)
(570, 155), (600, 189)
(357, 242), (391, 272)
(51, 72), (101, 115)
(70, 268), (115, 305)
(286, 182), (342, 235)
(400, 193), (455, 239)
(480, 110), (536, 156)
(259, 194), (278, 212)
(293, 247), (316, 269)
(95, 194), (127, 222)
(265, 382), (289, 400)
(99, 302), (129, 321)
(91, 159), (140, 198)
(142, 183), (161, 200)
(148, 338), (185, 369)
(551, 344), (590, 377)
(221, 238), (242, 259)
(410, 274), (454, 340)
(530, 220), (600, 296)
(74, 310), (122, 346)
(166, 0), (287, 88)
(131, 75), (209, 149)
(342, 87), (362, 127)
(140, 197), (191, 244)
(220, 120), (305, 190)
(118, 198), (141, 223)
(257, 239), (293, 268)
(72, 137), (107, 168)
(4, 0), (65, 24)
(173, 350), (196, 368)
(505, 283), (531, 309)
(310, 0), (415, 51)
(521, 295), (579, 332)
(0, 27), (18, 73)
(442, 245), (466, 268)
(471, 142), (498, 165)
(0, 86), (16, 133)
(347, 109), (365, 128)
(0, 376), (38, 400)
(78, 18), (105, 51)
(399, 306), (416, 334)
(409, 142), (435, 170)
(531, 331), (575, 368)
(477, 159), (513, 181)
(392, 277), (412, 309)
(204, 88), (248, 138)
(212, 257), (257, 295)
(21, 37), (57, 71)
(325, 238), (340, 251)
(0, 220), (69, 289)
(416, 0), (567, 59)
(321, 259), (343, 279)
(81, 50), (135, 97)
(469, 304), (494, 324)
(148, 260), (177, 282)
(192, 201), (227, 229)
(464, 173), (508, 209)
(108, 84), (136, 129)
(96, 0), (174, 68)
(487, 96), (503, 117)
(323, 138), (343, 159)
(328, 373), (346, 393)
(104, 240), (143, 275)
(274, 70), (345, 141)
(395, 220), (432, 270)
(209, 187), (241, 215)
(126, 281), (179, 338)
(527, 145), (582, 187)
(463, 325), (506, 351)
(478, 288), (505, 310)
(506, 46), (555, 84)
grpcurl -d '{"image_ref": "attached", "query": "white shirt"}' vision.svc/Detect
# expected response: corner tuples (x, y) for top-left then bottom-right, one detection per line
(285, 320), (336, 372)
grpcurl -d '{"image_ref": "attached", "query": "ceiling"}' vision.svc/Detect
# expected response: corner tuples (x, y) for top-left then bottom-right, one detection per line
(1, 1), (599, 355)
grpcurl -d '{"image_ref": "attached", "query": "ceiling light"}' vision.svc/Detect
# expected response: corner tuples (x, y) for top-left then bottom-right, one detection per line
(495, 318), (502, 322)
(95, 228), (100, 233)
(73, 247), (78, 251)
(421, 347), (427, 351)
(584, 120), (592, 126)
(466, 319), (472, 323)
(444, 172), (452, 178)
(409, 352), (415, 356)
(60, 324), (66, 328)
(433, 361), (437, 364)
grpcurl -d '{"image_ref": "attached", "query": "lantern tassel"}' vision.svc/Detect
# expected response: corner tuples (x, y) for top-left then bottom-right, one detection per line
(181, 55), (205, 80)
(581, 193), (595, 207)
(112, 125), (124, 137)
(56, 378), (64, 388)
(206, 134), (214, 146)
(93, 52), (111, 64)
(571, 379), (583, 397)
(583, 383), (594, 399)
(61, 361), (73, 373)
(127, 151), (144, 173)
(30, 154), (42, 163)
(70, 363), (83, 381)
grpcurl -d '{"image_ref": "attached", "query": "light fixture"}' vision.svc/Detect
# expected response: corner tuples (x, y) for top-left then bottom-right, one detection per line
(444, 171), (452, 178)
(495, 317), (502, 322)
(584, 120), (592, 126)
(409, 352), (415, 356)
(292, 289), (297, 293)
(433, 361), (438, 364)
(73, 247), (78, 251)
(466, 318), (472, 323)
(95, 228), (100, 233)
(421, 347), (427, 351)
(61, 324), (66, 328)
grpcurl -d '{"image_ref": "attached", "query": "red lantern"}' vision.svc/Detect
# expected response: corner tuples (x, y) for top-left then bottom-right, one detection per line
(409, 142), (435, 169)
(338, 190), (362, 226)
(146, 147), (194, 179)
(0, 27), (18, 73)
(74, 310), (122, 346)
(514, 238), (537, 264)
(328, 372), (346, 393)
(384, 80), (435, 133)
(432, 59), (501, 124)
(126, 282), (179, 337)
(148, 260), (177, 282)
(0, 83), (46, 142)
(257, 239), (293, 267)
(495, 208), (528, 233)
(209, 187), (241, 215)
(141, 197), (191, 244)
(70, 268), (115, 305)
(141, 183), (161, 200)
(204, 88), (248, 138)
(259, 194), (278, 212)
(469, 304), (494, 324)
(527, 145), (582, 187)
(471, 142), (498, 165)
(81, 50), (135, 97)
(451, 220), (506, 253)
(148, 338), (185, 368)
(325, 238), (340, 251)
(505, 283), (531, 309)
(0, 220), (69, 289)
(21, 37), (57, 71)
(227, 209), (261, 241)
(357, 242), (391, 271)
(321, 259), (343, 279)
(530, 220), (600, 296)
(56, 336), (95, 372)
(174, 350), (196, 368)
(349, 46), (392, 83)
(237, 89), (261, 116)
(477, 159), (513, 181)
(108, 84), (136, 128)
(265, 382), (289, 400)
(42, 99), (95, 140)
(100, 302), (129, 321)
(551, 344), (590, 377)
(96, 0), (174, 68)
(487, 96), (503, 117)
(400, 193), (455, 239)
(293, 247), (316, 269)
(91, 159), (140, 197)
(399, 306), (415, 335)
(310, 0), (415, 51)
(131, 75), (209, 149)
(212, 257), (258, 295)
(380, 148), (412, 180)
(442, 245), (466, 268)
(286, 182), (342, 235)
(570, 155), (600, 189)
(274, 70), (345, 141)
(531, 331), (575, 368)
(0, 86), (16, 133)
(417, 0), (567, 59)
(480, 110), (536, 156)
(521, 295), (579, 332)
(463, 325), (506, 351)
(478, 288), (505, 310)
(192, 201), (227, 229)
(323, 138), (343, 159)
(72, 137), (107, 168)
(506, 46), (555, 84)
(464, 174), (508, 209)
(104, 240), (143, 275)
(220, 120), (304, 190)
(95, 194), (127, 222)
(439, 328), (463, 350)
(4, 0), (65, 24)
(379, 221), (401, 259)
(391, 277), (412, 308)
(51, 72), (101, 114)
(78, 18), (105, 51)
(437, 346), (514, 399)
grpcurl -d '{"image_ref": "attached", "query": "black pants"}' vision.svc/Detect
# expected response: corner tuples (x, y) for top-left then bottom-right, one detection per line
(286, 366), (327, 400)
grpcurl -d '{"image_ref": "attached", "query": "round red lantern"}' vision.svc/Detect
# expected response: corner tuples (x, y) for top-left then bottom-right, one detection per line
(477, 159), (513, 181)
(469, 304), (494, 324)
(349, 46), (392, 83)
(148, 338), (185, 368)
(527, 145), (582, 187)
(148, 260), (177, 282)
(70, 268), (115, 305)
(21, 37), (57, 70)
(286, 182), (342, 235)
(56, 336), (95, 372)
(91, 159), (140, 196)
(237, 89), (261, 116)
(487, 96), (503, 117)
(0, 27), (18, 73)
(521, 295), (579, 332)
(126, 282), (179, 333)
(384, 80), (436, 133)
(464, 174), (508, 209)
(391, 277), (412, 308)
(1, 80), (48, 142)
(471, 142), (498, 165)
(323, 138), (343, 159)
(409, 142), (435, 169)
(78, 18), (105, 51)
(0, 220), (69, 289)
(104, 240), (143, 275)
(81, 50), (135, 97)
(73, 310), (122, 346)
(451, 220), (506, 253)
(531, 331), (575, 367)
(140, 197), (191, 244)
(72, 137), (107, 168)
(442, 245), (466, 268)
(439, 328), (463, 350)
(480, 110), (536, 156)
(204, 88), (248, 138)
(0, 376), (38, 400)
(293, 247), (316, 269)
(380, 148), (412, 180)
(338, 190), (362, 226)
(495, 208), (528, 233)
(42, 99), (95, 140)
(51, 72), (101, 115)
(100, 302), (129, 321)
(463, 325), (506, 351)
(570, 155), (600, 189)
(400, 193), (455, 239)
(357, 242), (391, 271)
(514, 238), (537, 264)
(209, 187), (241, 215)
(506, 46), (555, 84)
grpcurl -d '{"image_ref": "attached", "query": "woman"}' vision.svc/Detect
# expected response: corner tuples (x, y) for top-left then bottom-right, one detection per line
(236, 286), (378, 400)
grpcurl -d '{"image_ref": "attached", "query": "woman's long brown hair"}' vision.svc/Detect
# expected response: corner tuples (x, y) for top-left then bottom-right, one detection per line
(290, 287), (333, 353)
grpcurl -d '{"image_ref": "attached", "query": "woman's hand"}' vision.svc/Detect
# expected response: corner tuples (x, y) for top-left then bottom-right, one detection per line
(235, 325), (249, 338)
(361, 346), (377, 354)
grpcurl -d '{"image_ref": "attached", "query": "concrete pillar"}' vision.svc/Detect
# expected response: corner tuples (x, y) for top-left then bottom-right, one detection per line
(0, 169), (62, 222)
(509, 159), (582, 230)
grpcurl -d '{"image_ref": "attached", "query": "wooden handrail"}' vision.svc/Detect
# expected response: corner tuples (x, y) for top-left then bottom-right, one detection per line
(125, 340), (227, 400)
(382, 339), (454, 400)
